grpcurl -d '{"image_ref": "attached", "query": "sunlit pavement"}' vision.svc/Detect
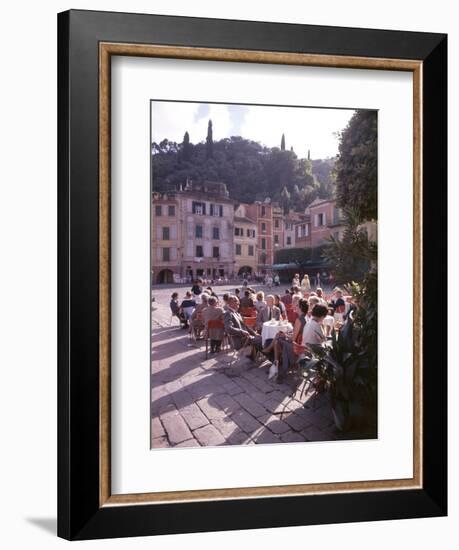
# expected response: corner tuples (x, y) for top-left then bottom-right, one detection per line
(151, 283), (339, 449)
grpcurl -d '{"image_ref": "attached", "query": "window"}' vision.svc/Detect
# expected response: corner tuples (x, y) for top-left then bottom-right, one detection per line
(287, 236), (292, 245)
(162, 227), (170, 240)
(196, 245), (203, 257)
(261, 206), (266, 217)
(168, 205), (175, 216)
(192, 201), (206, 215)
(274, 235), (279, 245)
(210, 204), (223, 217)
(247, 228), (255, 238)
(316, 212), (325, 226)
(195, 225), (203, 239)
(261, 222), (266, 233)
(212, 227), (220, 240)
(261, 238), (266, 250)
(248, 245), (254, 256)
(275, 219), (279, 229)
(162, 247), (170, 261)
(235, 227), (243, 237)
(235, 244), (242, 256)
(213, 246), (220, 258)
(299, 224), (309, 237)
(155, 205), (162, 217)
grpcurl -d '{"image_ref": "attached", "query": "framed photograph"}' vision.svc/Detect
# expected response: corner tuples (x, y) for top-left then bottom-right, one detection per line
(58, 9), (447, 540)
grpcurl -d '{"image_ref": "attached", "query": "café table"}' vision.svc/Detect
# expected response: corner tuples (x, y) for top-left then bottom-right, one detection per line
(261, 320), (293, 347)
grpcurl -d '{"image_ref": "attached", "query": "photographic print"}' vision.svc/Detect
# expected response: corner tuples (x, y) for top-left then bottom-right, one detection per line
(150, 100), (378, 449)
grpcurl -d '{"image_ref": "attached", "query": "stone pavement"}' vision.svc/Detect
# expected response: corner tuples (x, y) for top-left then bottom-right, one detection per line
(151, 289), (339, 449)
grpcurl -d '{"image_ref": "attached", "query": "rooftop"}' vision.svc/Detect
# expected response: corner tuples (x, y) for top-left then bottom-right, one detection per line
(234, 215), (256, 224)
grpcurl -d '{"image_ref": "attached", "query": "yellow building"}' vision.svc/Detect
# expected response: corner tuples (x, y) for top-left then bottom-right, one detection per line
(233, 203), (257, 276)
(151, 192), (181, 284)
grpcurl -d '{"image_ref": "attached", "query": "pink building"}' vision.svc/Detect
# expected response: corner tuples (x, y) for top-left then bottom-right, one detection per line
(308, 198), (345, 247)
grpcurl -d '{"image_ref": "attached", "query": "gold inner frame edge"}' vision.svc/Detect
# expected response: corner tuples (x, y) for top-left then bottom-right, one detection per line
(99, 42), (423, 507)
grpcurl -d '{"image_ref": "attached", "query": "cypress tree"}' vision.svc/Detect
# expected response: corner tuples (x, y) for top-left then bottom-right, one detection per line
(206, 120), (213, 159)
(281, 133), (286, 151)
(182, 131), (191, 161)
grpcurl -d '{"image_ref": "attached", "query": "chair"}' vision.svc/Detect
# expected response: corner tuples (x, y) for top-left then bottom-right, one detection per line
(243, 316), (257, 329)
(204, 319), (227, 359)
(189, 312), (204, 344)
(240, 306), (256, 317)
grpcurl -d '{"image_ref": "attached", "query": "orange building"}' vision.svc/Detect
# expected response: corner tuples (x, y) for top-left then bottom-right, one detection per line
(245, 201), (273, 273)
(272, 205), (284, 257)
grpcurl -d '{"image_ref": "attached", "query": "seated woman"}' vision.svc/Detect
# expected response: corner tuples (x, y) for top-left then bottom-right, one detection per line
(254, 291), (266, 313)
(300, 304), (328, 348)
(291, 286), (303, 308)
(190, 293), (209, 338)
(170, 292), (186, 326)
(263, 299), (309, 382)
(274, 294), (286, 319)
(239, 289), (254, 309)
(179, 291), (196, 328)
(203, 296), (224, 353)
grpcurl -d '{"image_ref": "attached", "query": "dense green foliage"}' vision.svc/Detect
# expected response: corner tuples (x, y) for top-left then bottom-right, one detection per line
(335, 110), (377, 223)
(274, 245), (331, 266)
(323, 210), (376, 284)
(152, 129), (335, 210)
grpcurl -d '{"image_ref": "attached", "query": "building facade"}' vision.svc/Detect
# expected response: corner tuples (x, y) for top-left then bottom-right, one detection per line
(284, 211), (302, 248)
(272, 205), (284, 257)
(233, 204), (257, 276)
(152, 182), (352, 284)
(293, 215), (312, 248)
(308, 198), (346, 247)
(152, 181), (236, 283)
(152, 193), (181, 284)
(245, 201), (274, 274)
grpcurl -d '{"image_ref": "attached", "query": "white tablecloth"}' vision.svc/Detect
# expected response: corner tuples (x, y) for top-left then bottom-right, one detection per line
(261, 321), (293, 346)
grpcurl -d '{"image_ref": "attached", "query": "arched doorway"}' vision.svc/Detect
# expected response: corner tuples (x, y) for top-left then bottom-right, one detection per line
(238, 266), (253, 276)
(157, 269), (174, 284)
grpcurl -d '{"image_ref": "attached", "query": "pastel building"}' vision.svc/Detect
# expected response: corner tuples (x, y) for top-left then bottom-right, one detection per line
(245, 201), (274, 273)
(180, 181), (236, 280)
(308, 198), (346, 247)
(284, 211), (302, 248)
(233, 204), (257, 276)
(293, 215), (312, 248)
(152, 181), (236, 282)
(272, 205), (284, 255)
(152, 193), (181, 284)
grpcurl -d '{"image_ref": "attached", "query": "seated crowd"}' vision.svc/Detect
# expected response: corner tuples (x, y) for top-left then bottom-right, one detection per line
(169, 278), (356, 382)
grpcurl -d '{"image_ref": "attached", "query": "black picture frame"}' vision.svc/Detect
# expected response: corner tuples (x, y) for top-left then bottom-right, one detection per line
(58, 9), (447, 540)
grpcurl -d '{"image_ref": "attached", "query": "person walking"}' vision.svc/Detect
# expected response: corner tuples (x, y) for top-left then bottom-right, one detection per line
(301, 274), (311, 294)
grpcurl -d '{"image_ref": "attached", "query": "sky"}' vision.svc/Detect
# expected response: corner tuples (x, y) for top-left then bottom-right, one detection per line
(151, 101), (355, 160)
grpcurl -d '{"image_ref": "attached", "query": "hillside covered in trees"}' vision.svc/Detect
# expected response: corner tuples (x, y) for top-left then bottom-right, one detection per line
(151, 124), (336, 212)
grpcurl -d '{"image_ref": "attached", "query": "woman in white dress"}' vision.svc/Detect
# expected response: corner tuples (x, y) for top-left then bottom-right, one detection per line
(301, 274), (311, 294)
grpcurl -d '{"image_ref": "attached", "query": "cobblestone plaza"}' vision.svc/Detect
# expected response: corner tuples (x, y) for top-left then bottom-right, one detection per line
(151, 283), (343, 449)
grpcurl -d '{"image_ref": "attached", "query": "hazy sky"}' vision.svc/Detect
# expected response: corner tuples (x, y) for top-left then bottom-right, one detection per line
(151, 101), (355, 159)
